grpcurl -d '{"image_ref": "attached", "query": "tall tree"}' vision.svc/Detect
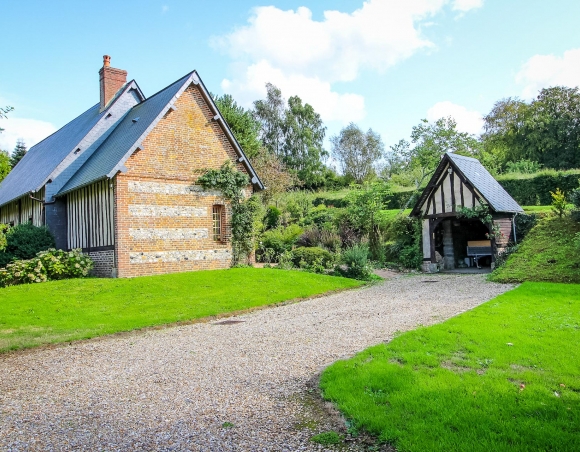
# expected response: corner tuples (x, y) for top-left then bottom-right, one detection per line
(331, 123), (384, 183)
(214, 94), (262, 159)
(404, 117), (481, 188)
(253, 83), (285, 156)
(10, 140), (27, 168)
(282, 95), (327, 187)
(525, 86), (580, 169)
(253, 84), (327, 187)
(481, 87), (580, 170)
(0, 150), (10, 183)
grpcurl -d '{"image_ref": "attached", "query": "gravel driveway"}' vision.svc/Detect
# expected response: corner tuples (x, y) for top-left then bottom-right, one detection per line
(0, 274), (514, 451)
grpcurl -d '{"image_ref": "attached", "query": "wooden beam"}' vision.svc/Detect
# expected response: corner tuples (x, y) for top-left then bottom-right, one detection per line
(450, 171), (455, 211)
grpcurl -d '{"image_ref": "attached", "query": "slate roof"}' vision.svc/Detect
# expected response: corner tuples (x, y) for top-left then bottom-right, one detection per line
(0, 103), (104, 206)
(0, 69), (264, 207)
(411, 152), (524, 216)
(58, 72), (192, 195)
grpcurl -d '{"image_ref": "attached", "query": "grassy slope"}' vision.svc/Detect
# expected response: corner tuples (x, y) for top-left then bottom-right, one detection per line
(320, 283), (580, 452)
(0, 268), (363, 352)
(491, 216), (580, 283)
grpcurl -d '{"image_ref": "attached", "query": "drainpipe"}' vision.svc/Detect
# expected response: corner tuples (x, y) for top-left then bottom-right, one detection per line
(512, 213), (517, 245)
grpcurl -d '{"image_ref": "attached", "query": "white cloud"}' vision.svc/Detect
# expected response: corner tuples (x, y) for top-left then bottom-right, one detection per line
(452, 0), (484, 12)
(516, 48), (580, 98)
(212, 0), (482, 123)
(427, 101), (483, 135)
(222, 60), (366, 124)
(0, 117), (56, 154)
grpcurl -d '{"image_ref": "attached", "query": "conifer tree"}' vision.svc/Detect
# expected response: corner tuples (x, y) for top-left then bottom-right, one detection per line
(10, 139), (27, 168)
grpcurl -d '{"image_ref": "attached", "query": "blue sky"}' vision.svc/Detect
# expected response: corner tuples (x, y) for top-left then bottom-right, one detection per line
(1, 0), (580, 159)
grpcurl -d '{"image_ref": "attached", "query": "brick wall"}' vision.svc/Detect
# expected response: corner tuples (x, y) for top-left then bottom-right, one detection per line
(88, 250), (115, 277)
(115, 84), (252, 278)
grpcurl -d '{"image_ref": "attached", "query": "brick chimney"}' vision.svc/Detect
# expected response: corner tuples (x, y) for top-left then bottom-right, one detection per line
(99, 55), (127, 111)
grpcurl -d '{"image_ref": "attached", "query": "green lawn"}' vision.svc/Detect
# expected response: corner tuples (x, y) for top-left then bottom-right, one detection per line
(491, 216), (580, 283)
(0, 268), (363, 352)
(320, 282), (580, 452)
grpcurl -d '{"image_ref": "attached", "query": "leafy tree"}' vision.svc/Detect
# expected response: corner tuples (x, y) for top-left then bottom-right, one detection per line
(214, 94), (262, 159)
(10, 139), (27, 168)
(250, 148), (297, 204)
(253, 84), (327, 187)
(481, 87), (580, 170)
(253, 83), (285, 156)
(382, 139), (409, 181)
(346, 181), (391, 261)
(0, 150), (10, 183)
(282, 95), (327, 187)
(392, 117), (481, 189)
(331, 123), (384, 183)
(525, 87), (580, 169)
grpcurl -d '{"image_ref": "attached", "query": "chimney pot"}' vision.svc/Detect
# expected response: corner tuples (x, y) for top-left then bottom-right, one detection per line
(99, 55), (127, 111)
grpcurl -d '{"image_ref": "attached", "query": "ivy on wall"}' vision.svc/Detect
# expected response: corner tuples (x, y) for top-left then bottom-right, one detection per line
(197, 161), (260, 265)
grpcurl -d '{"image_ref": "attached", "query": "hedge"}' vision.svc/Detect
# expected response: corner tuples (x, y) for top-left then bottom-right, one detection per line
(497, 170), (580, 205)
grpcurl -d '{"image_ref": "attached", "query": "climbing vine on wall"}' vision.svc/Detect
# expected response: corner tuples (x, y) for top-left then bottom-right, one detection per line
(456, 203), (503, 241)
(197, 161), (259, 265)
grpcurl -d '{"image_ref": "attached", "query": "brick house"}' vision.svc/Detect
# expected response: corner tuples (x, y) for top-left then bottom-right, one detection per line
(0, 56), (264, 277)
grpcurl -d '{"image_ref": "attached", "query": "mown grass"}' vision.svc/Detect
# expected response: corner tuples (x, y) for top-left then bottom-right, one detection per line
(320, 282), (580, 452)
(0, 268), (363, 352)
(491, 216), (580, 283)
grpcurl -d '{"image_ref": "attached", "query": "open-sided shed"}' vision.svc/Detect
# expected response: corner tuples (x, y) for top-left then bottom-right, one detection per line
(410, 153), (523, 272)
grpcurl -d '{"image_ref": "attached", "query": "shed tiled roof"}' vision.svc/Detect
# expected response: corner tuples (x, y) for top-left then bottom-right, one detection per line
(447, 153), (523, 213)
(0, 104), (104, 205)
(57, 72), (192, 195)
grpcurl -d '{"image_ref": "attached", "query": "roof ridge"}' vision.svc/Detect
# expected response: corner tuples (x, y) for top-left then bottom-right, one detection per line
(138, 71), (195, 104)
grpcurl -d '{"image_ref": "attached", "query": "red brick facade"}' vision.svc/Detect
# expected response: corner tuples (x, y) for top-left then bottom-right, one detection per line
(114, 84), (252, 277)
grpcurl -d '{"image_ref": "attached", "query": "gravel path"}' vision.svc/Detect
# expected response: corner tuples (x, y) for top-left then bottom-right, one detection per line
(0, 274), (514, 451)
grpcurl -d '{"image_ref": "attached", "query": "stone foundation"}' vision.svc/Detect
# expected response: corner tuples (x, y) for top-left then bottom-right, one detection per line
(87, 250), (116, 278)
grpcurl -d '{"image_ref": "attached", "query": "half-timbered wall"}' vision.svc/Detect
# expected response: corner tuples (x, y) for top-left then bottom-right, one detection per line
(0, 188), (45, 227)
(421, 162), (481, 216)
(67, 180), (114, 250)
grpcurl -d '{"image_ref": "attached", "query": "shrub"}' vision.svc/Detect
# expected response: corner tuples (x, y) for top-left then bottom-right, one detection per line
(505, 159), (542, 174)
(384, 215), (422, 269)
(0, 224), (55, 267)
(550, 188), (568, 217)
(0, 224), (7, 252)
(296, 226), (341, 251)
(37, 249), (94, 280)
(338, 244), (374, 280)
(264, 206), (281, 230)
(259, 224), (303, 259)
(570, 186), (580, 222)
(291, 247), (333, 269)
(0, 248), (93, 288)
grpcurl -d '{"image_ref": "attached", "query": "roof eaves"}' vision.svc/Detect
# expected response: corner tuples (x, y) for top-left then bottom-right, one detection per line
(193, 71), (265, 191)
(56, 176), (109, 197)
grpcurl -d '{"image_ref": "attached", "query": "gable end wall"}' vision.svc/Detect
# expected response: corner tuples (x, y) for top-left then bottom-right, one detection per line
(114, 84), (252, 278)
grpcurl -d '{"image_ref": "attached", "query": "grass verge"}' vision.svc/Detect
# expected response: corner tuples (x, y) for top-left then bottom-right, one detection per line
(320, 282), (580, 452)
(491, 216), (580, 283)
(0, 268), (363, 352)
